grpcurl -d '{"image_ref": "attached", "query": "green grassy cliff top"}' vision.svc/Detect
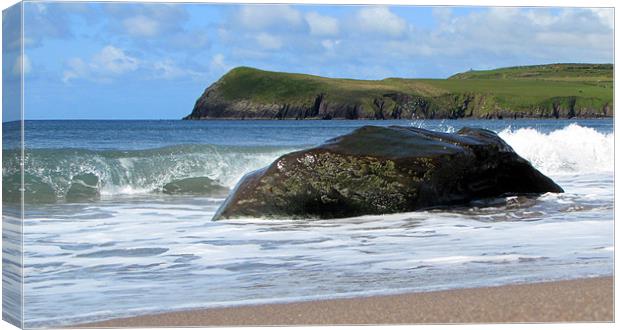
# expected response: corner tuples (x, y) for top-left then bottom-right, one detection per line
(217, 66), (442, 104)
(448, 63), (612, 82)
(214, 64), (612, 108)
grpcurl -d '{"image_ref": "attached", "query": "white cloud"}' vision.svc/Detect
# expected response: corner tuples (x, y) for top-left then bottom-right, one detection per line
(21, 1), (77, 49)
(210, 53), (228, 71)
(62, 58), (88, 83)
(149, 55), (230, 81)
(103, 4), (210, 53)
(236, 5), (303, 30)
(523, 9), (558, 27)
(355, 7), (407, 37)
(152, 59), (202, 79)
(355, 7), (608, 69)
(321, 39), (340, 52)
(305, 12), (339, 36)
(432, 7), (452, 23)
(12, 54), (32, 77)
(255, 33), (283, 50)
(167, 30), (209, 50)
(534, 31), (611, 49)
(123, 15), (160, 37)
(92, 46), (139, 75)
(589, 8), (613, 29)
(62, 45), (208, 83)
(63, 46), (139, 82)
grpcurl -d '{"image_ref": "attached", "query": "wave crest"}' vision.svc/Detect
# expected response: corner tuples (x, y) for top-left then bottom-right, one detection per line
(499, 123), (613, 174)
(2, 144), (296, 203)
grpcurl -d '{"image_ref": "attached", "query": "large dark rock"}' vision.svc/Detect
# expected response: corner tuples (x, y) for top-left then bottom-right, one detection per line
(213, 126), (563, 220)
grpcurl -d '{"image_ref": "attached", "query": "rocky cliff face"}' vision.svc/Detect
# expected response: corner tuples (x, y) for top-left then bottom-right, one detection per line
(184, 82), (369, 120)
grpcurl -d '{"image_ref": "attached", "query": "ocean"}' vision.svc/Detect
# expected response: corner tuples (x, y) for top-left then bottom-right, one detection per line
(2, 119), (614, 327)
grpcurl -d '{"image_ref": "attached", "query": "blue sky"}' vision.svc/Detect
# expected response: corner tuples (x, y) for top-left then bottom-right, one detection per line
(4, 2), (614, 120)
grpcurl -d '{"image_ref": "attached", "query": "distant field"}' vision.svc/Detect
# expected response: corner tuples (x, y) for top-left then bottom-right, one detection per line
(421, 78), (612, 112)
(448, 63), (613, 82)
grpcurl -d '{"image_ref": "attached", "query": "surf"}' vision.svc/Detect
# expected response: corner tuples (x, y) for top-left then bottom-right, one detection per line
(499, 123), (613, 174)
(2, 144), (297, 203)
(2, 124), (612, 204)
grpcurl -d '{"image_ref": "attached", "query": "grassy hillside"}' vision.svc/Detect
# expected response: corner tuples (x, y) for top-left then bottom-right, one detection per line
(188, 64), (613, 119)
(448, 63), (613, 83)
(218, 66), (436, 104)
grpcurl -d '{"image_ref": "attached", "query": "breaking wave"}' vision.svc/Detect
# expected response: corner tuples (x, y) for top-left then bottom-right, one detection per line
(499, 123), (613, 175)
(2, 124), (612, 203)
(2, 144), (297, 203)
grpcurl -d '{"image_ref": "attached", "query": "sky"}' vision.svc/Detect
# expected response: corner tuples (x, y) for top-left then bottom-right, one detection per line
(2, 2), (614, 120)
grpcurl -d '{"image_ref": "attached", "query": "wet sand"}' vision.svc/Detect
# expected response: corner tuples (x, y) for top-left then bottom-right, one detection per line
(75, 276), (613, 327)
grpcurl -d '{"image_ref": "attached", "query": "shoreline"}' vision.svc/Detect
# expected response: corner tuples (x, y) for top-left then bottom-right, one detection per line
(74, 276), (613, 327)
(182, 116), (613, 121)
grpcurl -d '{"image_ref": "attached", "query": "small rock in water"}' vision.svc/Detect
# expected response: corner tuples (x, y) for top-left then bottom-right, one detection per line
(506, 195), (537, 209)
(213, 126), (563, 220)
(162, 177), (229, 197)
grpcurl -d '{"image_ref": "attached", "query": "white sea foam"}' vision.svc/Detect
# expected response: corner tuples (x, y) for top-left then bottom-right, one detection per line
(499, 123), (613, 175)
(20, 186), (613, 328)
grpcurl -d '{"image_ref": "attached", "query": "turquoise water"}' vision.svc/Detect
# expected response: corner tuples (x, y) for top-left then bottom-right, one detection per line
(2, 119), (614, 327)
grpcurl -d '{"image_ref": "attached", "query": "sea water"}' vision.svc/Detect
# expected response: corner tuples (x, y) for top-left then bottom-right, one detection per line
(2, 119), (614, 327)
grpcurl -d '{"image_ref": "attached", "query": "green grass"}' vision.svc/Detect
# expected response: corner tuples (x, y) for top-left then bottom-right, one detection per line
(219, 67), (436, 104)
(421, 78), (610, 106)
(448, 63), (612, 83)
(214, 64), (613, 117)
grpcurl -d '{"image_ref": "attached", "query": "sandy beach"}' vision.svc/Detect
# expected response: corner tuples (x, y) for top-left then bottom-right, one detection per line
(74, 276), (613, 327)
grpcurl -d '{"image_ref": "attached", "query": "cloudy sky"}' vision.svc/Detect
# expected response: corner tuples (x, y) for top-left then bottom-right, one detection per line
(3, 2), (614, 120)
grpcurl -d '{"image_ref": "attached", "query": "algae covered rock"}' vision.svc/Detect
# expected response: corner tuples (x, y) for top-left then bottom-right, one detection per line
(213, 126), (563, 220)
